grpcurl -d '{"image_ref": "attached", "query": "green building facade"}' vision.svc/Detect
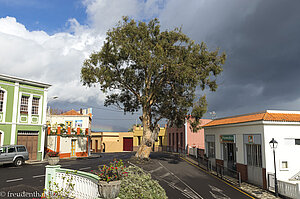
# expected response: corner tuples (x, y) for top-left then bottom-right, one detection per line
(0, 74), (51, 160)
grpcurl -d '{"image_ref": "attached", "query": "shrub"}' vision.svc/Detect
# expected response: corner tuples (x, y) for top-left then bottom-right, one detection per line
(92, 159), (127, 182)
(47, 151), (59, 157)
(119, 165), (168, 199)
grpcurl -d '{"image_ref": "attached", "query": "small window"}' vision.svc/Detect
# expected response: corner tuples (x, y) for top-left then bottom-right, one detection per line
(7, 147), (16, 153)
(17, 146), (26, 152)
(282, 161), (288, 169)
(65, 121), (72, 127)
(0, 147), (6, 153)
(0, 90), (4, 112)
(20, 95), (29, 114)
(31, 97), (39, 115)
(159, 136), (163, 146)
(138, 136), (141, 145)
(295, 139), (300, 145)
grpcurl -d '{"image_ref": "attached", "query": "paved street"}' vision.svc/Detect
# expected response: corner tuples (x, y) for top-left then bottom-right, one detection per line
(0, 152), (134, 198)
(0, 152), (254, 199)
(129, 153), (254, 199)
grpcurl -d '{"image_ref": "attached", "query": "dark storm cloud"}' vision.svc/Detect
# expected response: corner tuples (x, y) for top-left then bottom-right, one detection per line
(160, 0), (300, 118)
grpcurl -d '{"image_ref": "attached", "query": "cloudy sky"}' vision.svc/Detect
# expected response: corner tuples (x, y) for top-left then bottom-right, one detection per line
(0, 0), (299, 131)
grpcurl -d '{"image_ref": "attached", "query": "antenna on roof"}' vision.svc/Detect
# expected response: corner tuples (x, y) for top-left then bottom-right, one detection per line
(209, 111), (216, 119)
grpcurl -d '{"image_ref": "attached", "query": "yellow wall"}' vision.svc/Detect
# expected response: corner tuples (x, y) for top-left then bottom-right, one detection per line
(133, 126), (167, 150)
(91, 131), (133, 152)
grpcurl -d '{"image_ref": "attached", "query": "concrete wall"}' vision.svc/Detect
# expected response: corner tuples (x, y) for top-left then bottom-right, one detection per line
(186, 119), (211, 149)
(263, 122), (300, 181)
(133, 126), (167, 151)
(204, 122), (264, 164)
(49, 115), (90, 129)
(91, 132), (134, 152)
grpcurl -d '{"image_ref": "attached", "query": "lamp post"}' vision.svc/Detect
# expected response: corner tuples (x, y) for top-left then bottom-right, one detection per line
(269, 138), (278, 197)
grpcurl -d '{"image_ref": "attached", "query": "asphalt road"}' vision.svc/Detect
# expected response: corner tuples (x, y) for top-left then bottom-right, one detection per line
(0, 152), (134, 198)
(130, 153), (254, 199)
(0, 152), (253, 199)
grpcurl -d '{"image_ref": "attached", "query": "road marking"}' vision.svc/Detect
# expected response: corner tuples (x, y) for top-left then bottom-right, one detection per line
(160, 172), (171, 178)
(6, 178), (23, 182)
(209, 185), (231, 199)
(33, 174), (45, 178)
(158, 161), (204, 199)
(180, 157), (255, 199)
(149, 166), (163, 173)
(79, 167), (91, 170)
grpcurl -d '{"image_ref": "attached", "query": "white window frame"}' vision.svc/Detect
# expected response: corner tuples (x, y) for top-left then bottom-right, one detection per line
(31, 97), (40, 115)
(20, 94), (30, 114)
(279, 159), (289, 171)
(0, 88), (7, 122)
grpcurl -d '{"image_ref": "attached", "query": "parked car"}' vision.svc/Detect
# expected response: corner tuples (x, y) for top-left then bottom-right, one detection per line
(0, 145), (29, 166)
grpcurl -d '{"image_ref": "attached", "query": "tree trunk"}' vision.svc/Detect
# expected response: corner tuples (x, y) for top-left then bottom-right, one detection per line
(135, 111), (155, 159)
(135, 124), (153, 159)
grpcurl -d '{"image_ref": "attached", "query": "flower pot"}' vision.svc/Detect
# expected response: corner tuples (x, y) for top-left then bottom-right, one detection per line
(48, 156), (60, 165)
(98, 180), (121, 199)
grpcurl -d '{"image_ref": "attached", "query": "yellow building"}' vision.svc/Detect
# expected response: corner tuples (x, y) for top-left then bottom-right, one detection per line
(133, 125), (167, 151)
(91, 131), (133, 152)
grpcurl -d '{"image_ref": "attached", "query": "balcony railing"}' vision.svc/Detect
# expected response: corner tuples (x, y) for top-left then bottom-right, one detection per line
(44, 165), (99, 199)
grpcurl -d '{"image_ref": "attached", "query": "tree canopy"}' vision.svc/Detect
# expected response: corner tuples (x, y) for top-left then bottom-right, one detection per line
(81, 17), (226, 155)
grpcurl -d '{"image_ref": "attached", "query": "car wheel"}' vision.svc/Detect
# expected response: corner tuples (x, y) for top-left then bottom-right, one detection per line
(14, 158), (23, 167)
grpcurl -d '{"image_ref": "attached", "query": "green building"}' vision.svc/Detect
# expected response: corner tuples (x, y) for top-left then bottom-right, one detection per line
(0, 74), (51, 160)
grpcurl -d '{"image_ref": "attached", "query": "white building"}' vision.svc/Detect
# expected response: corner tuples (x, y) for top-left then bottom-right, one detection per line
(46, 108), (93, 158)
(203, 110), (300, 190)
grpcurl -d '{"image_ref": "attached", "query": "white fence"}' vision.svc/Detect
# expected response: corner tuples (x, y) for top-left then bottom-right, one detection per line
(44, 165), (99, 199)
(278, 180), (300, 199)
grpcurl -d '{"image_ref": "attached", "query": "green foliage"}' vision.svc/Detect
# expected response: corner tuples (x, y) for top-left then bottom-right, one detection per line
(119, 165), (168, 199)
(43, 171), (76, 199)
(188, 95), (208, 132)
(93, 159), (127, 182)
(81, 16), (226, 133)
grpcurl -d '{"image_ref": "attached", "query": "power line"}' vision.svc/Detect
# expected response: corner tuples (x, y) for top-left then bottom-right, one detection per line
(52, 100), (141, 115)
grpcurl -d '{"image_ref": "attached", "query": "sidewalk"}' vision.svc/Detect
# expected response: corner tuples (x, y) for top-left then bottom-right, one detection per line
(25, 153), (101, 165)
(184, 156), (280, 199)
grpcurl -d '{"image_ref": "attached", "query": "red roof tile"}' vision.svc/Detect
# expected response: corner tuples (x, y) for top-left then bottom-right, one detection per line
(203, 111), (300, 127)
(61, 109), (82, 116)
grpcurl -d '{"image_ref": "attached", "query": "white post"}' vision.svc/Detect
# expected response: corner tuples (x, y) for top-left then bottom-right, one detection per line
(297, 183), (300, 199)
(44, 165), (61, 192)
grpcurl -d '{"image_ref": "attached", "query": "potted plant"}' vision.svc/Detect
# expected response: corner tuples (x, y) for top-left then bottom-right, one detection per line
(47, 151), (60, 165)
(92, 159), (127, 199)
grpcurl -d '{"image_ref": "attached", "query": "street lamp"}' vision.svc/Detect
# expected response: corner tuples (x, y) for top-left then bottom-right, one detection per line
(269, 138), (278, 197)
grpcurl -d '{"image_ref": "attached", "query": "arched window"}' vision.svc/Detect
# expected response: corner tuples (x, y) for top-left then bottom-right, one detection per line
(0, 90), (4, 112)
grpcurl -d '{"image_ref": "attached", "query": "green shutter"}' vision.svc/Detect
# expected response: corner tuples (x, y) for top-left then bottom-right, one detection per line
(22, 94), (30, 97)
(33, 95), (41, 99)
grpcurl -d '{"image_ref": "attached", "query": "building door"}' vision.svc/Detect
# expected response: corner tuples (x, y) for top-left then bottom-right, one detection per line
(71, 140), (76, 157)
(223, 143), (236, 171)
(95, 140), (98, 152)
(123, 138), (133, 151)
(17, 133), (38, 160)
(246, 144), (263, 187)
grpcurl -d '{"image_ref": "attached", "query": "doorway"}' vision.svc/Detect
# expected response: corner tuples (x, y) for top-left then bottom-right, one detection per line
(223, 143), (236, 170)
(95, 140), (98, 152)
(71, 140), (76, 157)
(17, 134), (38, 160)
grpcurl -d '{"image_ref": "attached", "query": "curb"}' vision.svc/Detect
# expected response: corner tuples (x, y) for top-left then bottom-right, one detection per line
(180, 156), (257, 199)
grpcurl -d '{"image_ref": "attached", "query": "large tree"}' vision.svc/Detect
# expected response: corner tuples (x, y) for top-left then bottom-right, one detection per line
(81, 17), (226, 159)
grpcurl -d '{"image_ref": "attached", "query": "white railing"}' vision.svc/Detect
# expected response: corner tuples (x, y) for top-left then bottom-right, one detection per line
(44, 165), (100, 199)
(188, 147), (197, 158)
(278, 180), (300, 199)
